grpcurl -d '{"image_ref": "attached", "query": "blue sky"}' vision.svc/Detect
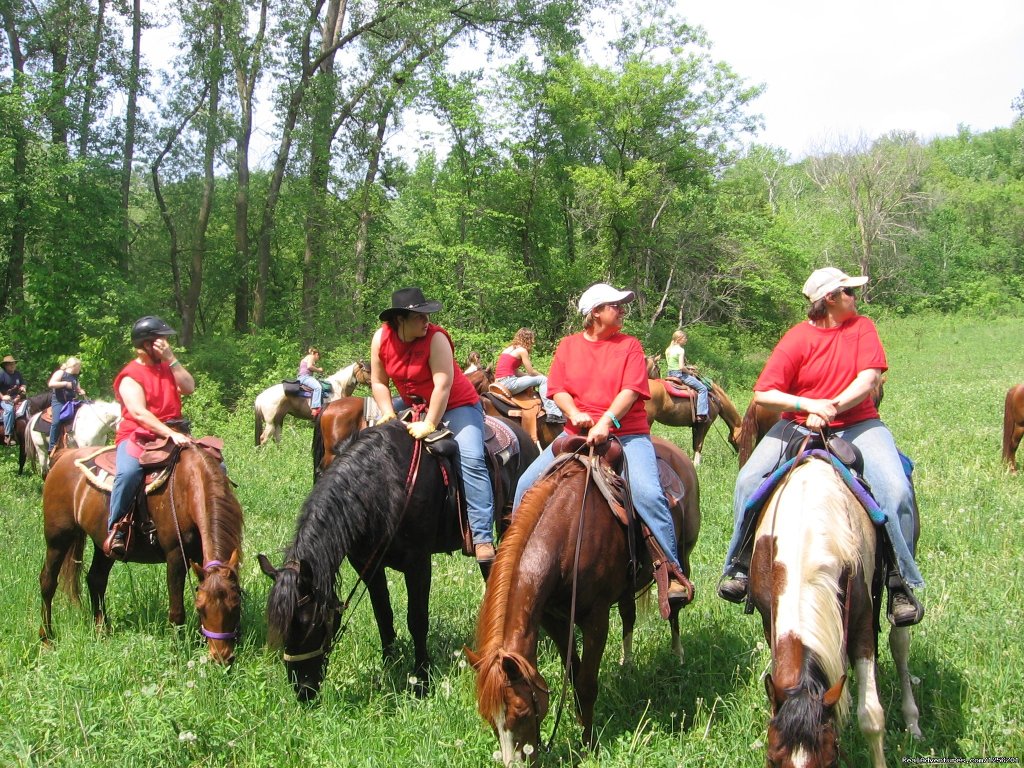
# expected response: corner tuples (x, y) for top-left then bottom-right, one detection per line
(672, 0), (1024, 158)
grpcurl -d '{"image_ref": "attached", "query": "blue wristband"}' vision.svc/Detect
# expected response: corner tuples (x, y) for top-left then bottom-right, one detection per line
(605, 411), (620, 429)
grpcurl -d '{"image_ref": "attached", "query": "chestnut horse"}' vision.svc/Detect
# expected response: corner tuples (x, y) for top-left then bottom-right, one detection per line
(1002, 383), (1024, 474)
(643, 356), (741, 466)
(254, 361), (370, 446)
(261, 418), (537, 701)
(750, 455), (920, 767)
(737, 375), (886, 468)
(40, 444), (244, 663)
(466, 437), (699, 765)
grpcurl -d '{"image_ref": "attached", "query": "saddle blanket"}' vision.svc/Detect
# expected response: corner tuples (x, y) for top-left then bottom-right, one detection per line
(657, 379), (695, 399)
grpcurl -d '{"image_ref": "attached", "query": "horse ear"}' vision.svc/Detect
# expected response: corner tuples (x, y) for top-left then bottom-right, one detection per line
(501, 654), (525, 683)
(191, 561), (205, 580)
(257, 553), (278, 580)
(227, 549), (241, 571)
(823, 675), (847, 709)
(463, 646), (483, 670)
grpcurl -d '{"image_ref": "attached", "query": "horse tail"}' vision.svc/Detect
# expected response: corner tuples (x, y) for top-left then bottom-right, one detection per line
(738, 401), (758, 468)
(58, 529), (86, 605)
(312, 415), (325, 481)
(254, 403), (264, 447)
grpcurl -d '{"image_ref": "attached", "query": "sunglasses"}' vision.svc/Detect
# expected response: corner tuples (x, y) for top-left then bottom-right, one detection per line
(601, 303), (628, 312)
(832, 287), (856, 298)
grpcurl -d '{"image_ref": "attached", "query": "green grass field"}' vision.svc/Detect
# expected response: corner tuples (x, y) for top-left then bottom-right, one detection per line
(1, 313), (1022, 766)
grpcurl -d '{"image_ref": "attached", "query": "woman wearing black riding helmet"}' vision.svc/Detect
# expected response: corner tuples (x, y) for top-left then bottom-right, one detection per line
(105, 316), (195, 559)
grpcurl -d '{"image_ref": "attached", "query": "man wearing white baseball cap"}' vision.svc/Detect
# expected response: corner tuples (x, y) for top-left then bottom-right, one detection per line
(719, 267), (924, 627)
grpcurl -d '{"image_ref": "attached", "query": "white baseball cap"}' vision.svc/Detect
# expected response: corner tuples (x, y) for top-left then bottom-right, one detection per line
(802, 267), (869, 303)
(577, 283), (636, 315)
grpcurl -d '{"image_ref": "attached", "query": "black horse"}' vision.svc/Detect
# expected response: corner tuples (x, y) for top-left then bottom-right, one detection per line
(259, 418), (538, 701)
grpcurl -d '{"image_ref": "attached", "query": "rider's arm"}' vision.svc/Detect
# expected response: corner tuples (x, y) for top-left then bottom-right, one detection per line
(369, 329), (397, 418)
(423, 333), (454, 428)
(117, 376), (191, 444)
(519, 348), (542, 377)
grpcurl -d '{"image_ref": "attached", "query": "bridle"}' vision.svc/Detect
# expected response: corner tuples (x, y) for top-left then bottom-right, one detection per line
(198, 559), (241, 642)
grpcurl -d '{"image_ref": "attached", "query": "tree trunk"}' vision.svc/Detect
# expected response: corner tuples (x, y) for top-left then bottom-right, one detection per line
(77, 0), (107, 157)
(118, 0), (141, 271)
(0, 2), (28, 320)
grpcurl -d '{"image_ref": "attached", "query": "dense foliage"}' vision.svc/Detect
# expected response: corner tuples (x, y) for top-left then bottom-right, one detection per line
(2, 0), (1023, 399)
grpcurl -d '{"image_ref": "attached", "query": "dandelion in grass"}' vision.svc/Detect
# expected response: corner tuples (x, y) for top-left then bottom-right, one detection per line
(454, 739), (464, 749)
(179, 731), (198, 743)
(750, 739), (763, 750)
(492, 750), (502, 762)
(522, 744), (534, 756)
(408, 675), (418, 688)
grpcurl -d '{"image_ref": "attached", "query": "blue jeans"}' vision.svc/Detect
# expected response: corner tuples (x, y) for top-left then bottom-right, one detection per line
(724, 418), (923, 588)
(514, 432), (681, 569)
(298, 374), (323, 410)
(109, 440), (144, 529)
(48, 404), (66, 451)
(1, 400), (14, 436)
(441, 402), (495, 546)
(498, 374), (563, 418)
(667, 370), (709, 418)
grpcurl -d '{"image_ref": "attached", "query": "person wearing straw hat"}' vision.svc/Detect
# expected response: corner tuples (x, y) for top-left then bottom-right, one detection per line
(718, 267), (924, 627)
(370, 287), (497, 566)
(0, 354), (27, 446)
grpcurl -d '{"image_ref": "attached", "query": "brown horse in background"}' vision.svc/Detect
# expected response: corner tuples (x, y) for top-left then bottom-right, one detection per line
(737, 374), (887, 468)
(1003, 383), (1024, 474)
(466, 437), (699, 766)
(643, 356), (741, 466)
(40, 445), (243, 663)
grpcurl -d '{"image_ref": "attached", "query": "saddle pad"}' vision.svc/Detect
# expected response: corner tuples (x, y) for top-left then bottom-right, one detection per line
(483, 416), (519, 458)
(33, 404), (82, 434)
(362, 396), (384, 425)
(74, 446), (172, 494)
(745, 448), (885, 524)
(658, 379), (694, 399)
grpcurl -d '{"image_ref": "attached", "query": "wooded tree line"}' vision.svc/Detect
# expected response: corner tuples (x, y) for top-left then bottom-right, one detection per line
(3, 0), (1023, 398)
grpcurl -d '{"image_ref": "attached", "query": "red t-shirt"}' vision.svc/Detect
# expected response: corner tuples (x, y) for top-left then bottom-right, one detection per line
(379, 323), (479, 410)
(494, 352), (521, 378)
(548, 332), (651, 436)
(755, 315), (888, 428)
(113, 360), (183, 446)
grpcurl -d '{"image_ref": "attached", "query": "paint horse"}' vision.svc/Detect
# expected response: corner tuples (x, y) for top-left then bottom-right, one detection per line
(254, 361), (370, 446)
(261, 417), (538, 701)
(644, 355), (742, 466)
(749, 452), (920, 767)
(40, 443), (243, 663)
(25, 399), (121, 477)
(1002, 383), (1024, 474)
(466, 437), (700, 766)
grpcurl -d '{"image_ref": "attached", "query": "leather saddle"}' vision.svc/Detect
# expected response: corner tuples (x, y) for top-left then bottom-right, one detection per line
(282, 379), (334, 398)
(485, 383), (543, 444)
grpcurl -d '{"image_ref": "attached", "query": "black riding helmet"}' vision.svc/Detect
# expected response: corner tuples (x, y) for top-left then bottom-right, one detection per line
(131, 316), (177, 346)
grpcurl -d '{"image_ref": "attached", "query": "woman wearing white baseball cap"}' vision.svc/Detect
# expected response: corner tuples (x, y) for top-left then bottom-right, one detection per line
(719, 267), (924, 627)
(511, 282), (692, 610)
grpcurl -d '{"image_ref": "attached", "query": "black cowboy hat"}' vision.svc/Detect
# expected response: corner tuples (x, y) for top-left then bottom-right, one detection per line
(378, 287), (443, 321)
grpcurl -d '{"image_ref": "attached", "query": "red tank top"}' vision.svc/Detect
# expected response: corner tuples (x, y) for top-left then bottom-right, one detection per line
(495, 352), (521, 378)
(379, 323), (479, 410)
(113, 360), (183, 445)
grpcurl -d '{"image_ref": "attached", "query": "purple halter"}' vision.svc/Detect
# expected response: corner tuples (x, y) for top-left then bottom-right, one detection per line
(199, 559), (240, 641)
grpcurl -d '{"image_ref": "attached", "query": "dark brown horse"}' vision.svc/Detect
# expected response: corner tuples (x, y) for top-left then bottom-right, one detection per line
(40, 445), (244, 663)
(737, 375), (887, 468)
(643, 356), (741, 466)
(465, 437), (699, 765)
(749, 454), (920, 767)
(262, 417), (538, 701)
(1002, 383), (1024, 474)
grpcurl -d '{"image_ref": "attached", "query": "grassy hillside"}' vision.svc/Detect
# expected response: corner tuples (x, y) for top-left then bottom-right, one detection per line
(0, 313), (1021, 766)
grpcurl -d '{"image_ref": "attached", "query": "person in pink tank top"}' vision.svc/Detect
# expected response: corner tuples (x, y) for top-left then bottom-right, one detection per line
(370, 287), (497, 567)
(493, 328), (564, 423)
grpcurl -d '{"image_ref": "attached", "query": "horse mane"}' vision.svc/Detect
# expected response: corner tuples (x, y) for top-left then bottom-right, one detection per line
(769, 459), (866, 723)
(738, 401), (758, 466)
(288, 421), (409, 599)
(710, 382), (741, 430)
(771, 656), (836, 752)
(473, 462), (576, 719)
(192, 448), (244, 563)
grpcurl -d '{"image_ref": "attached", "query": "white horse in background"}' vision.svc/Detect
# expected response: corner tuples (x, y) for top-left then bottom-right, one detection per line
(25, 399), (122, 477)
(254, 361), (371, 446)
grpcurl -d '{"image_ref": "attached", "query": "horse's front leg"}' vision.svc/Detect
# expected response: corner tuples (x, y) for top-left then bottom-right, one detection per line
(691, 422), (710, 467)
(86, 543), (116, 631)
(852, 653), (886, 768)
(576, 609), (611, 748)
(404, 558), (432, 697)
(363, 565), (397, 663)
(617, 591), (636, 666)
(165, 549), (188, 626)
(889, 627), (922, 738)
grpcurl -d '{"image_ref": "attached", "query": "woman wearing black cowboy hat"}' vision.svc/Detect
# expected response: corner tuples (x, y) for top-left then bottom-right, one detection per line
(370, 287), (497, 565)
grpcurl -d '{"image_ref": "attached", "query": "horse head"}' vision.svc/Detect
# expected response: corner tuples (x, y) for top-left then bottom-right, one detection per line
(259, 553), (341, 701)
(765, 673), (846, 768)
(353, 360), (371, 387)
(644, 354), (662, 378)
(465, 647), (549, 767)
(191, 549), (242, 664)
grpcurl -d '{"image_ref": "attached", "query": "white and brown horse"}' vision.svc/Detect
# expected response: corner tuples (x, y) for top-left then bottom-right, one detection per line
(25, 400), (121, 477)
(254, 361), (370, 446)
(750, 455), (920, 768)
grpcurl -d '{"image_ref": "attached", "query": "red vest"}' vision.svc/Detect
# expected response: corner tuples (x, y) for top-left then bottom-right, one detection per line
(379, 323), (479, 410)
(113, 360), (183, 445)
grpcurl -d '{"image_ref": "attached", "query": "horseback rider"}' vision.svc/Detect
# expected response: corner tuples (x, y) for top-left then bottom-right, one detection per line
(0, 354), (27, 446)
(718, 267), (924, 627)
(512, 282), (692, 610)
(105, 316), (195, 558)
(664, 330), (709, 422)
(298, 347), (325, 418)
(370, 287), (497, 566)
(46, 357), (87, 454)
(494, 328), (564, 424)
